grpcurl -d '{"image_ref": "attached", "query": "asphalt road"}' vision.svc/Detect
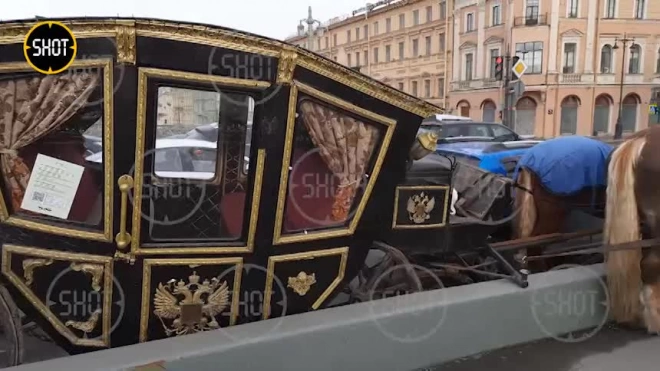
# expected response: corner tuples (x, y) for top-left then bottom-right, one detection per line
(430, 325), (660, 371)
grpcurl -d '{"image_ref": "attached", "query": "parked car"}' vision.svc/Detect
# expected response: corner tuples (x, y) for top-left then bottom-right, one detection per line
(419, 119), (536, 143)
(85, 138), (250, 178)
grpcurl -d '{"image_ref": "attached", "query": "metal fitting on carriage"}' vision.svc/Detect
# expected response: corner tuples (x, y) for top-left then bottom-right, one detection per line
(409, 131), (439, 161)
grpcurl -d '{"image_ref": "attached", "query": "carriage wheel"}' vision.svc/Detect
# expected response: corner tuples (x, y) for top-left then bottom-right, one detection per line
(0, 285), (24, 367)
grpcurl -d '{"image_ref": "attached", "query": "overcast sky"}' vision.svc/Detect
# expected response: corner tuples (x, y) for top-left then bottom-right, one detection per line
(1, 0), (370, 40)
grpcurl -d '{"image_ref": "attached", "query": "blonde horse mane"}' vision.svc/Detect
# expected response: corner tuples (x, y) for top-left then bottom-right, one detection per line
(605, 134), (647, 325)
(514, 168), (537, 239)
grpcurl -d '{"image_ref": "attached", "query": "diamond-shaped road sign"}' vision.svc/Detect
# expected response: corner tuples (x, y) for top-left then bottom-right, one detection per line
(512, 58), (527, 79)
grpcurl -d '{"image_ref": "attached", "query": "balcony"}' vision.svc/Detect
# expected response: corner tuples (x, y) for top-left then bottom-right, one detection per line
(452, 78), (502, 91)
(513, 14), (548, 27)
(560, 73), (581, 83)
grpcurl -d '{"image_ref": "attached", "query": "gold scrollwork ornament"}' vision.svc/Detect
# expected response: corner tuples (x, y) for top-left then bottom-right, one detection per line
(22, 258), (53, 285)
(65, 308), (102, 338)
(288, 271), (316, 296)
(153, 271), (230, 337)
(406, 192), (436, 224)
(70, 262), (104, 292)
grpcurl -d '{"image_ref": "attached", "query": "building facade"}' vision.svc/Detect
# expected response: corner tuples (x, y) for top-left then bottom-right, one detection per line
(449, 0), (660, 138)
(286, 0), (451, 108)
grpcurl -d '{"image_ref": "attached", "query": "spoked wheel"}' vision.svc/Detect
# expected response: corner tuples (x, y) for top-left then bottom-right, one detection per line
(0, 285), (23, 367)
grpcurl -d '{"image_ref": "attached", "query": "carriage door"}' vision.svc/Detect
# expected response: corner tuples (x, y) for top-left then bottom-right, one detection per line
(114, 37), (280, 345)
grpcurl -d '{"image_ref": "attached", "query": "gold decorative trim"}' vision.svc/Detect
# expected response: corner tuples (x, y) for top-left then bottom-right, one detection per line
(262, 247), (349, 320)
(391, 185), (451, 229)
(65, 308), (102, 337)
(131, 66), (267, 254)
(70, 262), (104, 292)
(1, 244), (113, 347)
(272, 81), (396, 245)
(0, 59), (114, 242)
(22, 258), (53, 285)
(139, 257), (243, 342)
(0, 19), (442, 117)
(276, 48), (297, 85)
(116, 21), (136, 64)
(287, 272), (316, 296)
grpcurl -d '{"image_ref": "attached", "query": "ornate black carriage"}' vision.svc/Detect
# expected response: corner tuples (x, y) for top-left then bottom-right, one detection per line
(0, 17), (497, 364)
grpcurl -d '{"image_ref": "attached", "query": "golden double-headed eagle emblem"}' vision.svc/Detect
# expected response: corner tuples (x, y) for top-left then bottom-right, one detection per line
(406, 192), (436, 224)
(153, 271), (230, 337)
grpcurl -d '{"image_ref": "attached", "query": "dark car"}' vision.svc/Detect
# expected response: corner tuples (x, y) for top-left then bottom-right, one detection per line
(419, 120), (530, 143)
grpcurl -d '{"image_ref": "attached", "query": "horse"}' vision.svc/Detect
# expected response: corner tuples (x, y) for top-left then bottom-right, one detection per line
(604, 125), (660, 333)
(512, 136), (612, 270)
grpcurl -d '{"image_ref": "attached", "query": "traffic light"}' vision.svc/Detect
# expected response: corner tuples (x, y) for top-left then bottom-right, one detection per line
(494, 56), (504, 81)
(510, 56), (520, 81)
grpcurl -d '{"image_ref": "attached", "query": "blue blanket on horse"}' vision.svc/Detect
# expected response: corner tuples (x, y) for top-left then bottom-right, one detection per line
(513, 136), (614, 196)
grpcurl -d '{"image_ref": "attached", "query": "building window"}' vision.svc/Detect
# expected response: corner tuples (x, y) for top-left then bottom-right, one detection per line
(514, 97), (537, 135)
(356, 52), (361, 66)
(656, 48), (660, 73)
(466, 13), (474, 32)
(398, 42), (405, 59)
(325, 37), (328, 48)
(515, 41), (543, 74)
(356, 27), (360, 40)
(526, 0), (539, 21)
(425, 36), (432, 56)
(482, 100), (497, 122)
(438, 78), (445, 97)
(424, 79), (431, 97)
(412, 81), (418, 96)
(492, 5), (501, 25)
(621, 94), (640, 132)
(347, 53), (353, 66)
(364, 51), (368, 65)
(413, 39), (419, 56)
(600, 45), (613, 73)
(333, 34), (337, 46)
(426, 6), (433, 22)
(593, 95), (612, 135)
(373, 22), (379, 35)
(398, 82), (404, 91)
(399, 13), (406, 29)
(373, 47), (379, 64)
(385, 45), (391, 62)
(465, 53), (474, 80)
(364, 25), (368, 38)
(413, 10), (420, 25)
(440, 1), (446, 19)
(629, 44), (641, 74)
(386, 18), (392, 32)
(347, 30), (351, 43)
(635, 0), (645, 19)
(560, 95), (580, 135)
(489, 49), (500, 78)
(568, 0), (578, 18)
(605, 0), (615, 18)
(439, 33), (445, 52)
(563, 43), (576, 73)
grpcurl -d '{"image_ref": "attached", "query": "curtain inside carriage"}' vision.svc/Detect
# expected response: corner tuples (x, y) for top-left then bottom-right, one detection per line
(297, 100), (380, 222)
(0, 72), (99, 211)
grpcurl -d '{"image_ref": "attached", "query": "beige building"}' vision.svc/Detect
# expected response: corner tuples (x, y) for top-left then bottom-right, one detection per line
(449, 0), (660, 138)
(286, 0), (451, 108)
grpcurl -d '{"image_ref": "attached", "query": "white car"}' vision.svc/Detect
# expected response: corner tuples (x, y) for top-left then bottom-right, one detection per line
(85, 138), (250, 179)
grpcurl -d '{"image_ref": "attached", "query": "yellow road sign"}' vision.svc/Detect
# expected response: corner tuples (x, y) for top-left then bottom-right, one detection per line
(512, 59), (527, 79)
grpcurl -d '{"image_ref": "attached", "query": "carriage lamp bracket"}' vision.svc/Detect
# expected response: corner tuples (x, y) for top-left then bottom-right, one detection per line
(115, 175), (134, 250)
(114, 251), (136, 265)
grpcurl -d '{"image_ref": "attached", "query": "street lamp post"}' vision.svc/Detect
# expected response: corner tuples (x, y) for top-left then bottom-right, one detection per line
(298, 6), (324, 51)
(612, 34), (634, 139)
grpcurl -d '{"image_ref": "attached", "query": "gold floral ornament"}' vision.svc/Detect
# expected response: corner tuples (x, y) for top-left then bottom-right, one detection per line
(153, 271), (230, 337)
(288, 271), (317, 296)
(406, 192), (436, 224)
(65, 308), (102, 338)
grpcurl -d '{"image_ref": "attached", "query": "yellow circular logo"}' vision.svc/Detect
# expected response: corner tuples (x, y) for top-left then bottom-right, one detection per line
(23, 21), (77, 75)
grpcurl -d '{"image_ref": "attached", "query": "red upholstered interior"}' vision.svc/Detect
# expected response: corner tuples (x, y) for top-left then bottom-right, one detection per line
(18, 132), (101, 223)
(220, 191), (245, 238)
(283, 149), (338, 232)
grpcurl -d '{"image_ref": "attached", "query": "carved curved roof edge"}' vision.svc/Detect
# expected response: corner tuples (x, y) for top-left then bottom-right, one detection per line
(560, 28), (584, 37)
(459, 41), (477, 50)
(0, 17), (443, 117)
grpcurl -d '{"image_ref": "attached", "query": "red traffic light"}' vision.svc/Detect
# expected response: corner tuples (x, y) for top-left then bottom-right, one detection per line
(496, 56), (503, 64)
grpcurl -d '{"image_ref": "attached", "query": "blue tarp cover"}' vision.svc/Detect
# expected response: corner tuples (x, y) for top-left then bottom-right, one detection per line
(436, 142), (530, 176)
(513, 136), (614, 196)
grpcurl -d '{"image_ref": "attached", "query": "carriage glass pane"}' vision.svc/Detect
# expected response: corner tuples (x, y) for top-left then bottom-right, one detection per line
(281, 96), (383, 234)
(0, 69), (106, 230)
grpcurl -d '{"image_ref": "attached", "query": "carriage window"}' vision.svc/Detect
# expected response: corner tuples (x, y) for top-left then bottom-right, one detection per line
(281, 97), (382, 234)
(0, 69), (106, 229)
